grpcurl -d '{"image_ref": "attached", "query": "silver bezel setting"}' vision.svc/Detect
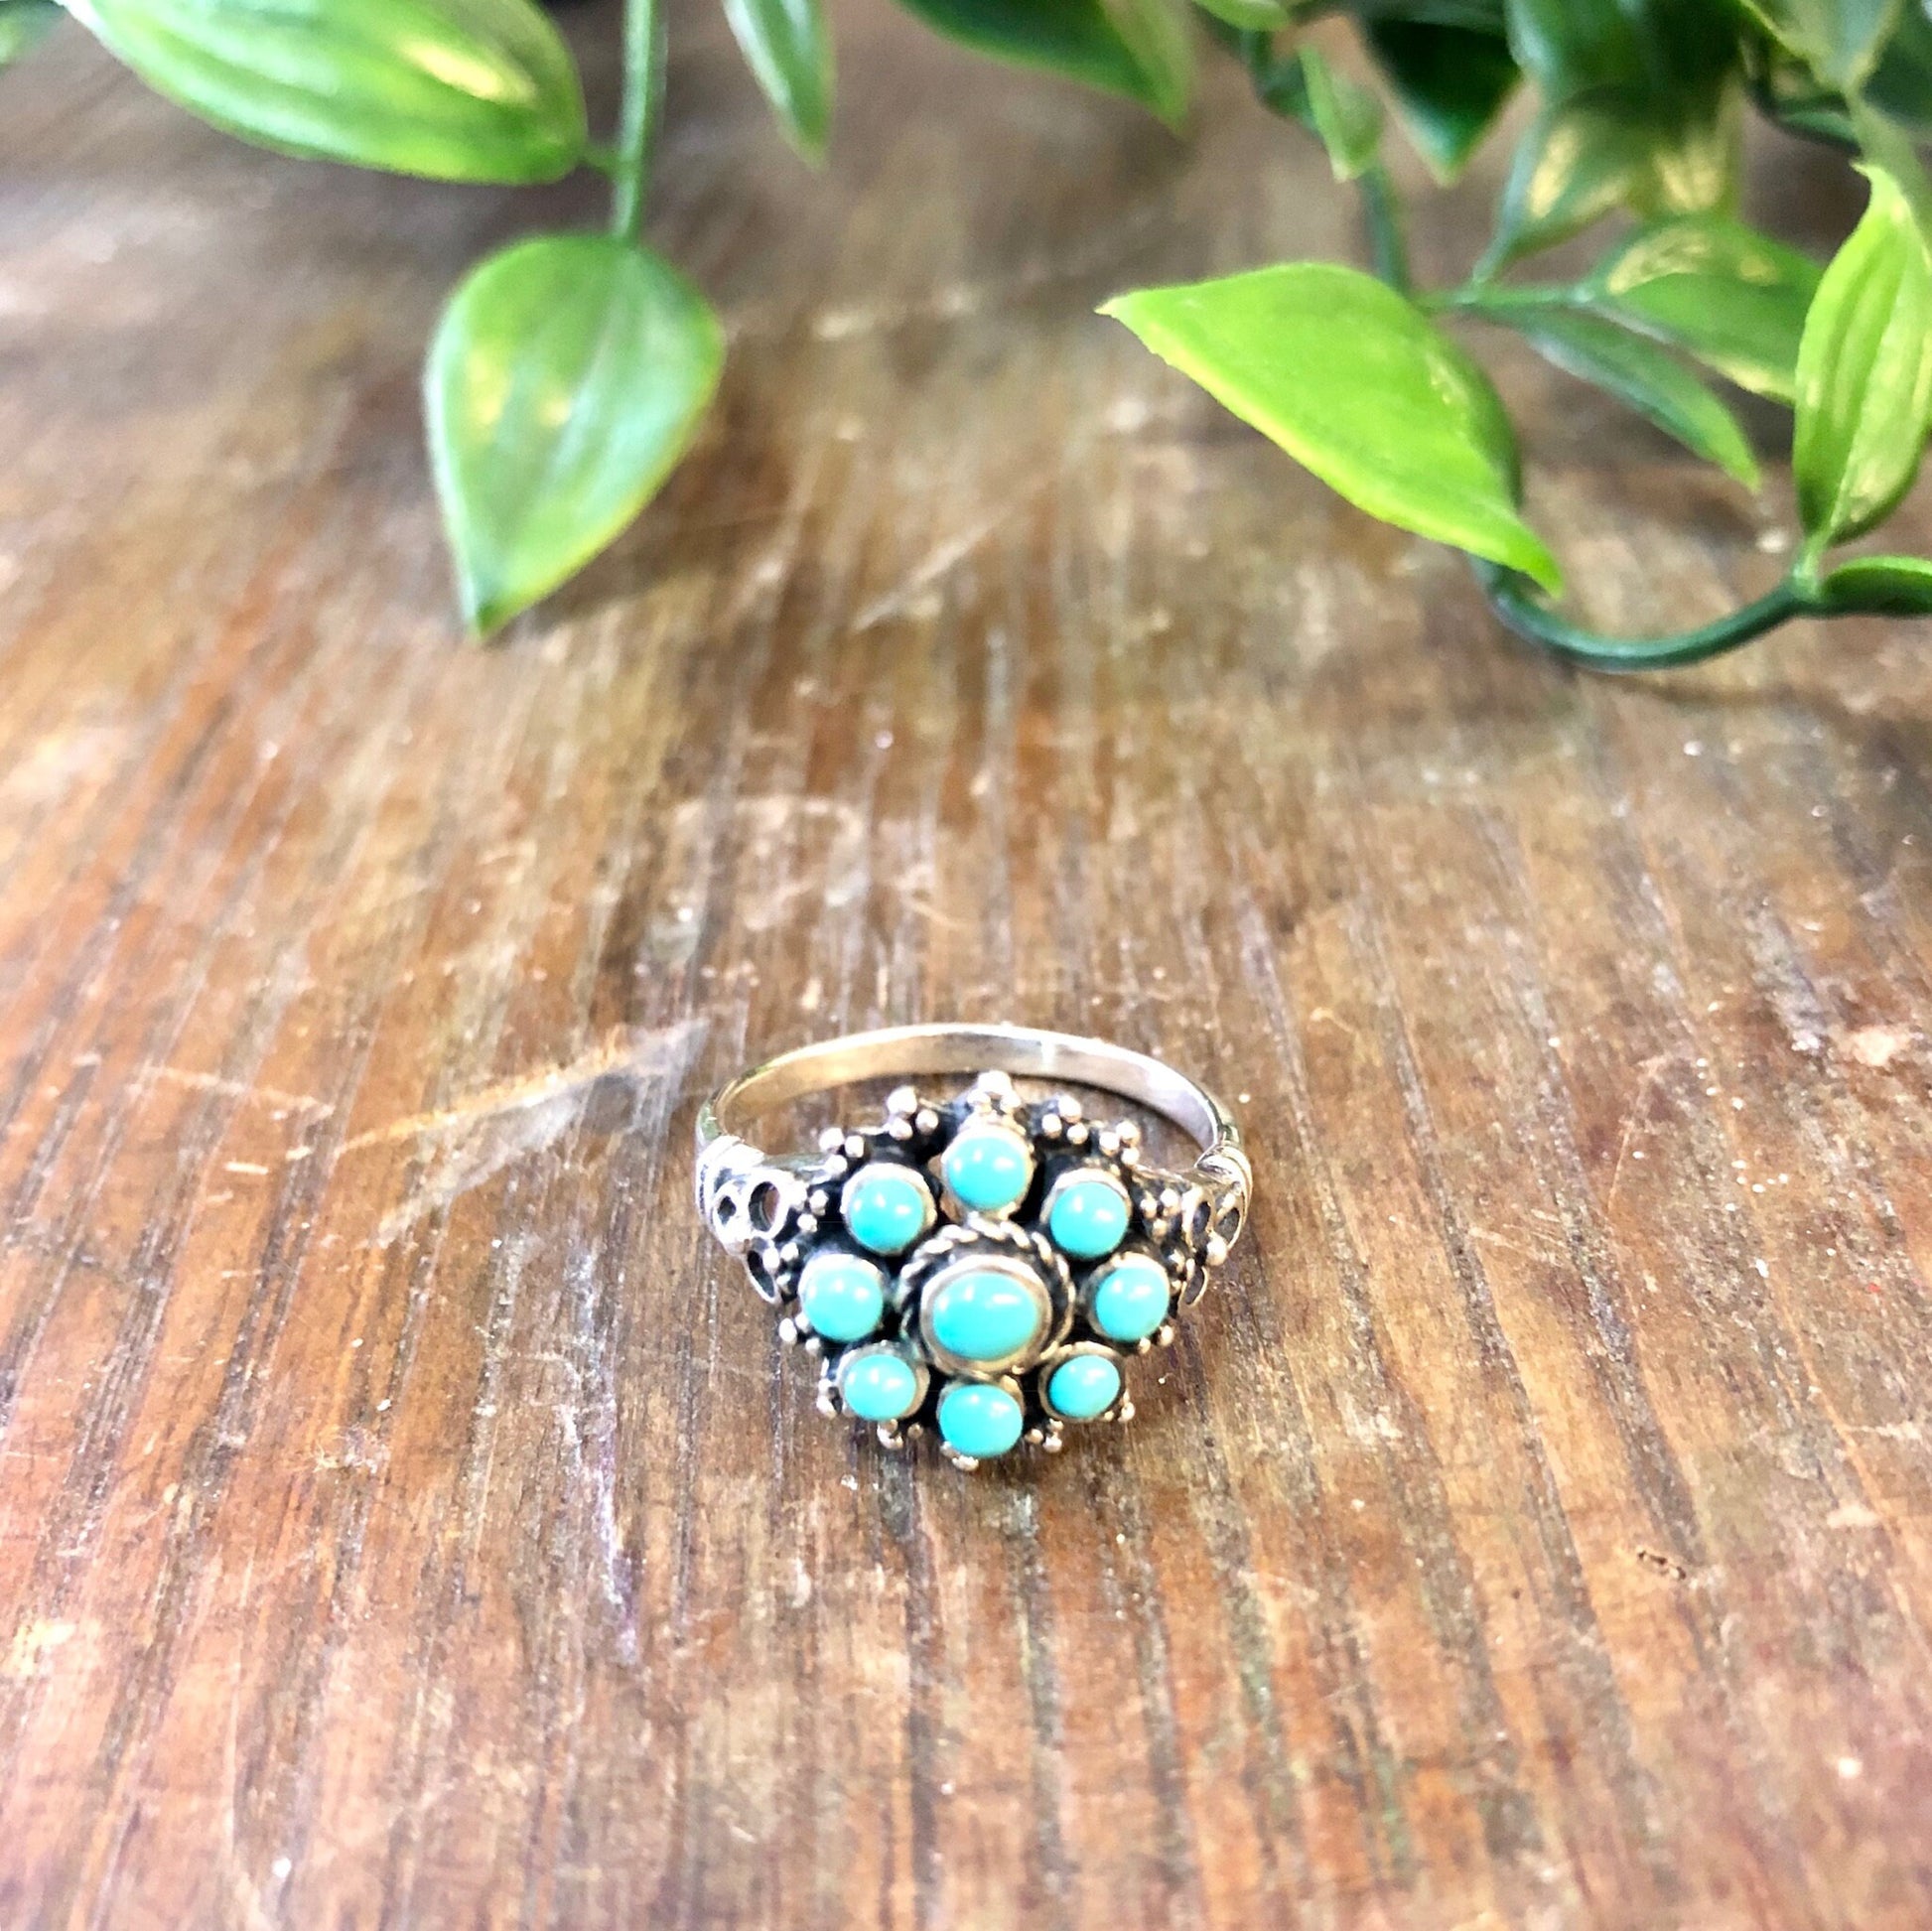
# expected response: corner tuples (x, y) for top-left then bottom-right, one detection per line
(1038, 1165), (1133, 1257)
(1076, 1243), (1175, 1353)
(1036, 1341), (1132, 1426)
(838, 1157), (937, 1254)
(830, 1340), (931, 1440)
(935, 1373), (1029, 1468)
(935, 1112), (1036, 1222)
(908, 1229), (1067, 1377)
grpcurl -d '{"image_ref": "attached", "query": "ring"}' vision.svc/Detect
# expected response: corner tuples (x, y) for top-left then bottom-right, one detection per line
(695, 1024), (1252, 1467)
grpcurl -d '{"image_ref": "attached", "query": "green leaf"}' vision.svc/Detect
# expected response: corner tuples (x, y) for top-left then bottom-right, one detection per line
(1300, 45), (1382, 180)
(1587, 215), (1821, 403)
(1489, 0), (1740, 266)
(1504, 0), (1644, 94)
(1488, 99), (1640, 266)
(1868, 0), (1932, 132)
(1363, 19), (1518, 181)
(1489, 90), (1736, 267)
(1754, 69), (1857, 145)
(722, 0), (833, 159)
(1793, 166), (1932, 553)
(892, 0), (1192, 125)
(1817, 552), (1932, 613)
(426, 234), (725, 634)
(1506, 0), (1732, 94)
(1111, 0), (1194, 123)
(1476, 300), (1760, 485)
(63, 0), (586, 183)
(1738, 0), (1903, 89)
(1100, 262), (1562, 590)
(1751, 4), (1932, 137)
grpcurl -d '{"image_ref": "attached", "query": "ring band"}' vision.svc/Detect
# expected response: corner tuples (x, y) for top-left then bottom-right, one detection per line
(696, 1024), (1252, 1467)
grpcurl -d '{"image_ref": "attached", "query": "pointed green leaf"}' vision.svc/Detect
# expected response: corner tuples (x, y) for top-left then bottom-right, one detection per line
(1755, 9), (1932, 141)
(0, 0), (58, 66)
(1760, 76), (1857, 145)
(722, 0), (833, 159)
(1364, 19), (1519, 182)
(892, 0), (1192, 125)
(1101, 263), (1561, 591)
(1111, 0), (1193, 124)
(1793, 167), (1932, 553)
(1587, 216), (1821, 403)
(1299, 45), (1382, 181)
(1477, 300), (1760, 485)
(63, 0), (586, 182)
(1504, 0), (1644, 94)
(426, 235), (724, 634)
(1736, 0), (1903, 89)
(1488, 95), (1655, 264)
(1505, 0), (1736, 96)
(1488, 86), (1738, 268)
(1869, 0), (1932, 132)
(1489, 0), (1740, 266)
(1817, 553), (1932, 614)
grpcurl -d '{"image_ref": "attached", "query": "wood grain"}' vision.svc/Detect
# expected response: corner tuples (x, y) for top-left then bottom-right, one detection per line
(4, 6), (1932, 1925)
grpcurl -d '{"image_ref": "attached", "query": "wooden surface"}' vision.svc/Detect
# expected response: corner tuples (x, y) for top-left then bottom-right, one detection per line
(5, 6), (1932, 1926)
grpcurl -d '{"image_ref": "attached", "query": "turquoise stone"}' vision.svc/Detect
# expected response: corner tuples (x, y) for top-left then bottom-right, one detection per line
(937, 1381), (1025, 1459)
(841, 1162), (932, 1255)
(839, 1348), (920, 1422)
(1047, 1171), (1130, 1259)
(1090, 1252), (1171, 1343)
(926, 1267), (1042, 1363)
(1048, 1353), (1122, 1420)
(940, 1121), (1035, 1214)
(798, 1250), (886, 1342)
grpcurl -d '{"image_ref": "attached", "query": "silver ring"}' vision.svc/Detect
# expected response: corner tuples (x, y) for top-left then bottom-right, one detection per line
(696, 1024), (1252, 1468)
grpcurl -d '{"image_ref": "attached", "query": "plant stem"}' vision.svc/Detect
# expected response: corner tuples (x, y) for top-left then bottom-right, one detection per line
(612, 0), (663, 244)
(1472, 563), (1832, 672)
(1196, 4), (1890, 673)
(1359, 160), (1410, 293)
(1430, 282), (1576, 315)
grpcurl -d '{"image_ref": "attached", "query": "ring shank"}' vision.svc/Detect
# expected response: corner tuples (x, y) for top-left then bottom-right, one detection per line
(699, 1023), (1240, 1159)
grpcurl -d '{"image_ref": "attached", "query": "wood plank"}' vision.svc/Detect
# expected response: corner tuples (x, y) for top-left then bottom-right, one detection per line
(2, 5), (1930, 1925)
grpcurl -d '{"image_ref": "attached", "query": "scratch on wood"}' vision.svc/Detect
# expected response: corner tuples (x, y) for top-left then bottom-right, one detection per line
(1604, 1051), (1673, 1212)
(343, 1020), (706, 1158)
(144, 1064), (336, 1119)
(853, 491), (1039, 630)
(360, 1020), (707, 1241)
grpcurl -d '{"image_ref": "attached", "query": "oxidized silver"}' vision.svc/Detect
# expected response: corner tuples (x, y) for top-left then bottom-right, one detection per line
(696, 1023), (1252, 1467)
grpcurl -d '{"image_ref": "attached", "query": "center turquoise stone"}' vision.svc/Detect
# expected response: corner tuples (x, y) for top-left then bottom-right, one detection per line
(925, 1266), (1043, 1364)
(1046, 1170), (1131, 1259)
(841, 1162), (932, 1255)
(940, 1121), (1035, 1214)
(937, 1381), (1025, 1459)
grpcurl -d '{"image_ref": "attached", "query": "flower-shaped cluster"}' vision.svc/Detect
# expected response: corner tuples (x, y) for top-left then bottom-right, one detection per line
(740, 1071), (1242, 1466)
